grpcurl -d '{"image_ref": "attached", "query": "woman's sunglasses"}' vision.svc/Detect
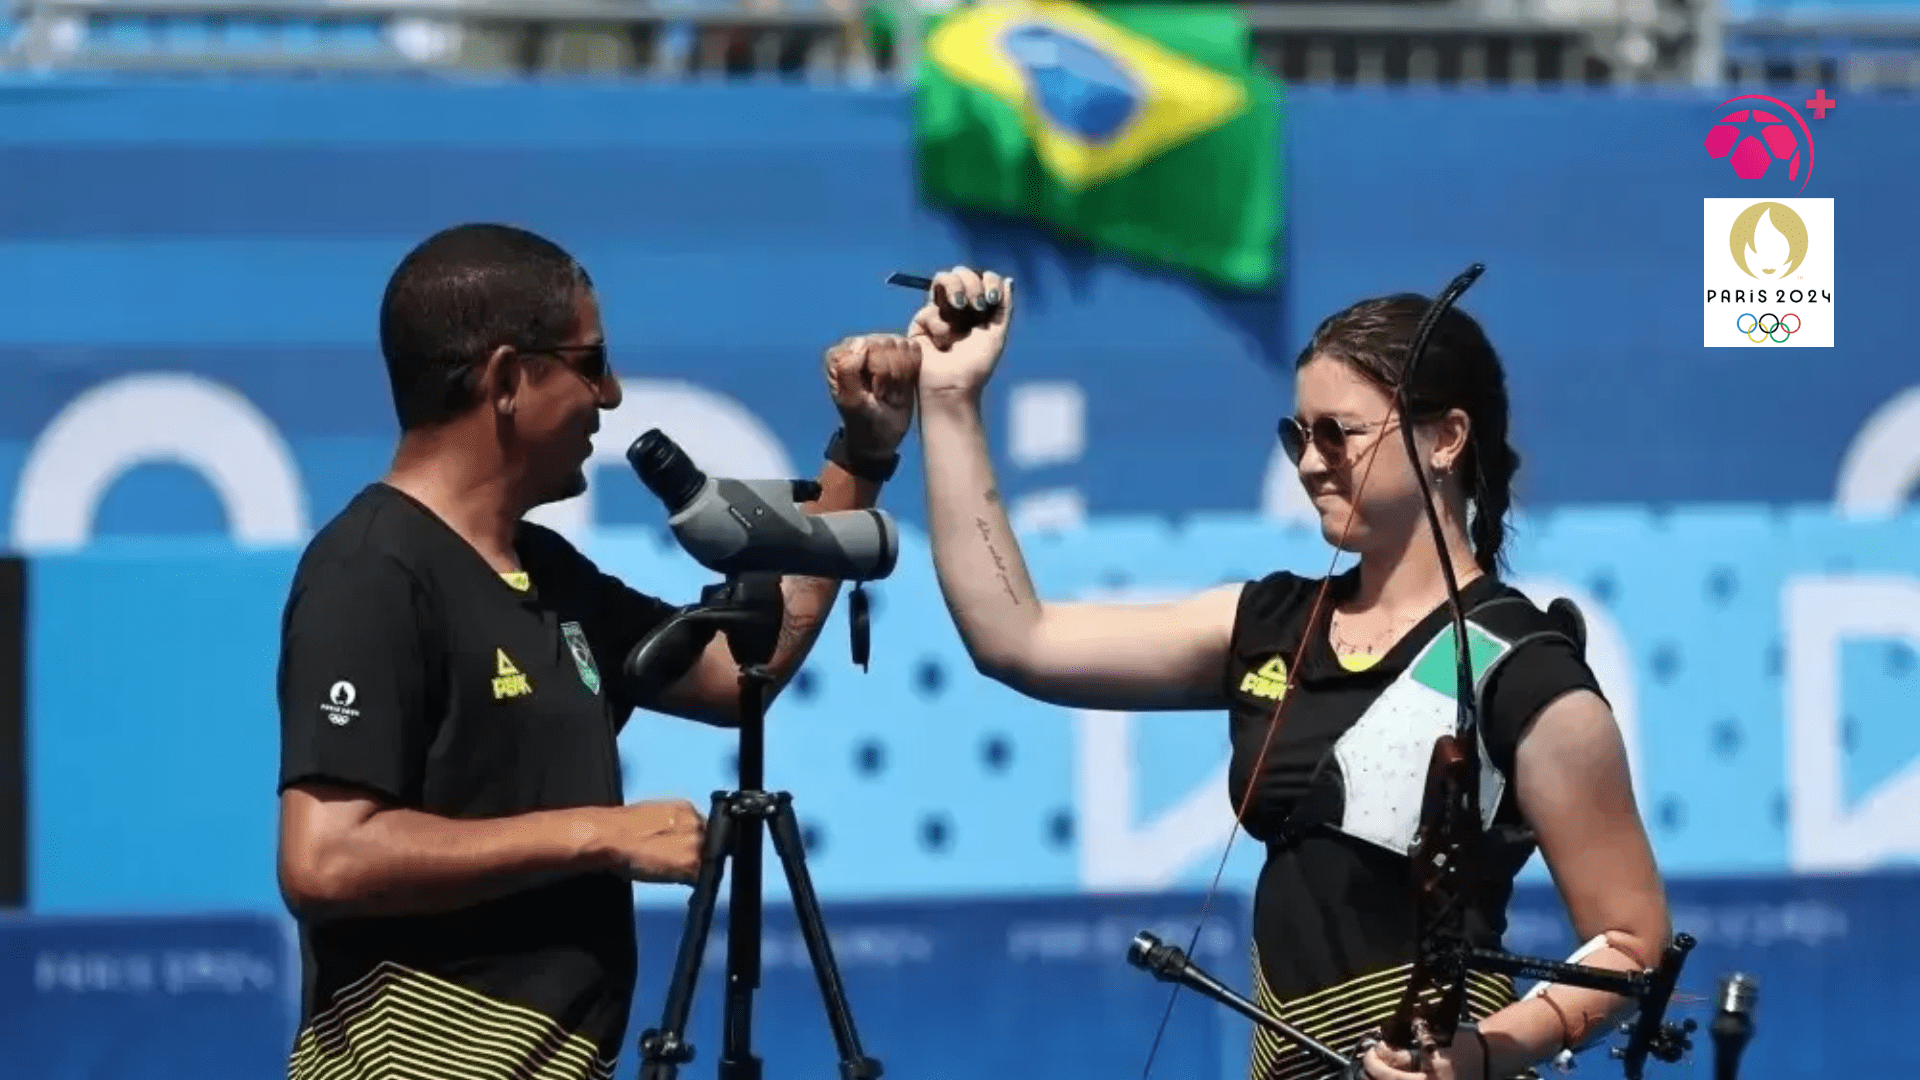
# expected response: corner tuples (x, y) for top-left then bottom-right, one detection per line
(1277, 415), (1387, 466)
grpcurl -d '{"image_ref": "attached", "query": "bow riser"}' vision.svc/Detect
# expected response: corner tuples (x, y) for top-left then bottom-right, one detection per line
(1383, 732), (1478, 1051)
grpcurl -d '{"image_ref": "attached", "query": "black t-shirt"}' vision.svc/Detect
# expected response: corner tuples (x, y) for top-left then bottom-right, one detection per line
(1223, 568), (1601, 1079)
(276, 483), (678, 1080)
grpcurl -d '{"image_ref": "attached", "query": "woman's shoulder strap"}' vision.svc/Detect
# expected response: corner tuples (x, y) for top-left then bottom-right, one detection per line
(1466, 586), (1589, 657)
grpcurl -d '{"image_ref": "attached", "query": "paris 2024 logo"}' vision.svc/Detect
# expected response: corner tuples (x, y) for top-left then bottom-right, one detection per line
(1704, 94), (1818, 190)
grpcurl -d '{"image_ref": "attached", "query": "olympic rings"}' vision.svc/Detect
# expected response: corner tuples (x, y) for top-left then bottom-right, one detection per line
(1736, 312), (1801, 343)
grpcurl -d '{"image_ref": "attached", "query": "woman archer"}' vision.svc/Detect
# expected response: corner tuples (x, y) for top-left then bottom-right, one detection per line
(853, 266), (1673, 1080)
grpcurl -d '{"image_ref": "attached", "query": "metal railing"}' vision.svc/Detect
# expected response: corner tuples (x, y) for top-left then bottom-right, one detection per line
(1243, 0), (1716, 87)
(4, 0), (868, 76)
(1723, 15), (1920, 90)
(4, 0), (1919, 90)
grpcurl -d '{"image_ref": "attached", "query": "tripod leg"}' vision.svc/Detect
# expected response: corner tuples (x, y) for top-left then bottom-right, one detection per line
(765, 795), (884, 1080)
(718, 794), (766, 1080)
(639, 791), (735, 1080)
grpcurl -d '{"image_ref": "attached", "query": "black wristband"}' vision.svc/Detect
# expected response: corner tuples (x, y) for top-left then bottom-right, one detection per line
(825, 427), (899, 483)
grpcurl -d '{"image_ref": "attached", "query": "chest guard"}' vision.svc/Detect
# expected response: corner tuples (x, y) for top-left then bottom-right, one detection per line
(1279, 595), (1587, 857)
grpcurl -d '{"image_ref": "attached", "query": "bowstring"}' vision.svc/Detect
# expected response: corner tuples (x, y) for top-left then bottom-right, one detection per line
(1138, 398), (1405, 1080)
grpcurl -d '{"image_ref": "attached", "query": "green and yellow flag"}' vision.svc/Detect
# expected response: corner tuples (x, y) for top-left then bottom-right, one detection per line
(910, 0), (1283, 290)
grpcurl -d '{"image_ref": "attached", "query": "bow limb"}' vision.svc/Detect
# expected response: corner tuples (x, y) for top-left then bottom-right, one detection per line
(1374, 265), (1492, 1062)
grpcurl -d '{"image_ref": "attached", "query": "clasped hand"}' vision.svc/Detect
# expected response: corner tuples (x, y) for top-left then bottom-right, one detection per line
(823, 265), (1016, 436)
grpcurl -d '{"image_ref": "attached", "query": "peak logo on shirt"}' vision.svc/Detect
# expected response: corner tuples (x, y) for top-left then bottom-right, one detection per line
(1239, 655), (1289, 701)
(492, 649), (533, 700)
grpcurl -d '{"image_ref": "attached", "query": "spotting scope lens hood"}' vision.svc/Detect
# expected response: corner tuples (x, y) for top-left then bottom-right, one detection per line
(629, 429), (706, 515)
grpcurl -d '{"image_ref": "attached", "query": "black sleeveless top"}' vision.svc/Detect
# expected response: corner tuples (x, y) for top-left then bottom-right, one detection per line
(1222, 568), (1602, 1079)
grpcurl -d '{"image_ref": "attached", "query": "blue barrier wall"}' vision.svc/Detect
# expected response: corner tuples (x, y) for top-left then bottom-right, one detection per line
(1, 81), (1917, 555)
(27, 511), (1920, 914)
(5, 879), (1915, 1080)
(0, 894), (1249, 1080)
(0, 911), (299, 1079)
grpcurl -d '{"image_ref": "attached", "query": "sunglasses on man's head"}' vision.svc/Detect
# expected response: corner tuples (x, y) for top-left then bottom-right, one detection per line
(1277, 415), (1386, 466)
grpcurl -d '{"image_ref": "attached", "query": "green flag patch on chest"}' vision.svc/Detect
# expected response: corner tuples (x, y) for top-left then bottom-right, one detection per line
(1409, 623), (1510, 697)
(560, 621), (601, 696)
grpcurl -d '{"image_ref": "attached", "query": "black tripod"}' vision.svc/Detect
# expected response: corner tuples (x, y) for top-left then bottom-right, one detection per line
(628, 572), (883, 1080)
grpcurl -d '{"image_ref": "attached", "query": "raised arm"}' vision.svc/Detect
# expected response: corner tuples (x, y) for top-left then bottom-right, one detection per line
(905, 266), (1239, 713)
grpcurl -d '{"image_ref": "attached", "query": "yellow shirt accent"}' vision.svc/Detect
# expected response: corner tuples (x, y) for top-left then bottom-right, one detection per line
(1336, 652), (1380, 673)
(501, 572), (530, 592)
(289, 961), (610, 1080)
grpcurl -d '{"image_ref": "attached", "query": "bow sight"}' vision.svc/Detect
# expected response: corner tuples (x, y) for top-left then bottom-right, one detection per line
(1126, 264), (1698, 1080)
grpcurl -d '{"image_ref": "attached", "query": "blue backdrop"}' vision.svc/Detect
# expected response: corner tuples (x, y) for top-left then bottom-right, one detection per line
(3, 74), (1918, 907)
(0, 80), (1917, 555)
(25, 512), (1920, 913)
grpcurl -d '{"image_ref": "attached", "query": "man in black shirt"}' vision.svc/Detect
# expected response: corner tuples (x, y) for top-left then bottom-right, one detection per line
(275, 224), (918, 1080)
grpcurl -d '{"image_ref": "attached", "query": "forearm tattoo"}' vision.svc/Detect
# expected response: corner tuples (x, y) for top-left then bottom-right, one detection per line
(774, 578), (832, 661)
(974, 505), (1022, 606)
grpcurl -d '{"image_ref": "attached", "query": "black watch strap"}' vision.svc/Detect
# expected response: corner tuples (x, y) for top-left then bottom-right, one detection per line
(825, 427), (900, 483)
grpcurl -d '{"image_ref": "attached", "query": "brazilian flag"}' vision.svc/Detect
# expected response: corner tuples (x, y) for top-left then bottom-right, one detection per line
(910, 0), (1283, 290)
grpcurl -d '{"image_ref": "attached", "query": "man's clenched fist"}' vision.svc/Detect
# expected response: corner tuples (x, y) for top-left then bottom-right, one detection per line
(824, 333), (921, 456)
